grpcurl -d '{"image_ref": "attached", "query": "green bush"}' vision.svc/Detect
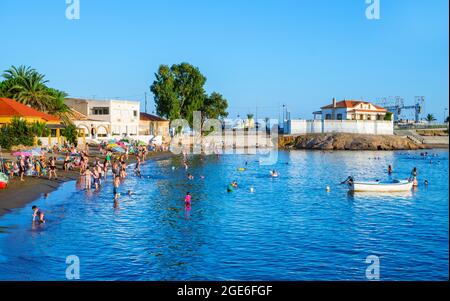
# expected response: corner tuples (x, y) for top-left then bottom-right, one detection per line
(384, 112), (393, 121)
(61, 123), (78, 145)
(0, 117), (37, 149)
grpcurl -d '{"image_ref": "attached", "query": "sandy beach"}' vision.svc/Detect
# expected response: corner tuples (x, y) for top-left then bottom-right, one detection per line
(0, 148), (174, 217)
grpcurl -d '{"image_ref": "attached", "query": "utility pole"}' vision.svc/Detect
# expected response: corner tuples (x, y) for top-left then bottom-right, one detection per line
(144, 92), (147, 113)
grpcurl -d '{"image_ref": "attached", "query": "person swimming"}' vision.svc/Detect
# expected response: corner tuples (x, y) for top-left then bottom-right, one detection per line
(32, 205), (45, 224)
(270, 170), (279, 178)
(231, 181), (238, 188)
(387, 165), (393, 174)
(187, 173), (194, 180)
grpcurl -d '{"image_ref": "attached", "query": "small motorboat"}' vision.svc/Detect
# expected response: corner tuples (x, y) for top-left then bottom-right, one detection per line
(348, 179), (413, 192)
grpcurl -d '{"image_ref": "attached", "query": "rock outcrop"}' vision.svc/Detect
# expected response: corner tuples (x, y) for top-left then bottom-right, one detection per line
(279, 133), (421, 150)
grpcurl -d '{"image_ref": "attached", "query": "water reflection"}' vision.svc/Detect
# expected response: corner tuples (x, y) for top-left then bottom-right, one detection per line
(0, 150), (447, 280)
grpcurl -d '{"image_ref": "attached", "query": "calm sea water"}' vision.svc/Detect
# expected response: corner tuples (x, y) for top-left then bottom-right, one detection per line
(0, 150), (448, 280)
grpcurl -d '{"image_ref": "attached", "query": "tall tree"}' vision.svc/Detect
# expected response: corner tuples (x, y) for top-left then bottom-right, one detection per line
(150, 63), (228, 125)
(204, 92), (229, 120)
(0, 65), (71, 124)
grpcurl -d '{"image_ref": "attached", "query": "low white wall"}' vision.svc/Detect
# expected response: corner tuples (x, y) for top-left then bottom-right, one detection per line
(286, 120), (393, 135)
(37, 137), (60, 147)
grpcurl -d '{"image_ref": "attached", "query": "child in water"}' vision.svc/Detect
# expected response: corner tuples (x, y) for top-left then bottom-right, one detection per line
(32, 205), (45, 223)
(184, 192), (191, 207)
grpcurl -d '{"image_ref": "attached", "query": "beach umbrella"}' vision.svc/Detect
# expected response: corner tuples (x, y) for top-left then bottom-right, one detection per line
(107, 143), (119, 149)
(112, 146), (125, 153)
(30, 149), (42, 157)
(12, 151), (32, 157)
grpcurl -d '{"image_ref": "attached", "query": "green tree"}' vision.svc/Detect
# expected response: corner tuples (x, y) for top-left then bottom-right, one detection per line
(61, 123), (79, 145)
(426, 114), (436, 122)
(0, 65), (72, 124)
(29, 121), (50, 137)
(150, 63), (228, 125)
(384, 112), (393, 121)
(2, 66), (53, 111)
(0, 117), (34, 149)
(204, 92), (229, 120)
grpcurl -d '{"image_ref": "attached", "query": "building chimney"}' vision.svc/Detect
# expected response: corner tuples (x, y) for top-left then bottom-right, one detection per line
(332, 97), (336, 108)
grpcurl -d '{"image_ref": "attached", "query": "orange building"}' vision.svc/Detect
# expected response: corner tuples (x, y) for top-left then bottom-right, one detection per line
(0, 97), (63, 145)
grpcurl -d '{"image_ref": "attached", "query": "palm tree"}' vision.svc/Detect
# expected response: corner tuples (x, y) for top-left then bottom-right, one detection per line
(426, 114), (436, 123)
(1, 65), (72, 124)
(10, 72), (53, 111)
(3, 66), (52, 111)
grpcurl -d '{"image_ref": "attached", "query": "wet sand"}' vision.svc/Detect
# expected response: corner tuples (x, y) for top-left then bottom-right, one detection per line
(0, 150), (174, 217)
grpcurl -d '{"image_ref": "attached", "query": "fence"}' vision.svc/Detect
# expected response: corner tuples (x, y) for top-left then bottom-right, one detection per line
(285, 119), (394, 135)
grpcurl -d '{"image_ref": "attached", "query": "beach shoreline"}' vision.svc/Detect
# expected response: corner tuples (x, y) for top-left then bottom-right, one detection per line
(0, 151), (174, 218)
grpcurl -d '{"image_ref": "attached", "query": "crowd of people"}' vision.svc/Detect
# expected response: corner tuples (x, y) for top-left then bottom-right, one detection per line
(0, 139), (167, 225)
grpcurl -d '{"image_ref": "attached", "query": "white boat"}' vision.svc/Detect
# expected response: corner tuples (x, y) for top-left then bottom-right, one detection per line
(349, 179), (413, 192)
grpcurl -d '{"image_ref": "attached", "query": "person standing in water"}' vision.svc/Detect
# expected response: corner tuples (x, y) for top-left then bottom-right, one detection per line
(184, 192), (191, 208)
(113, 175), (121, 201)
(410, 167), (418, 187)
(92, 168), (100, 190)
(32, 205), (45, 224)
(388, 165), (393, 174)
(134, 156), (142, 177)
(83, 166), (92, 190)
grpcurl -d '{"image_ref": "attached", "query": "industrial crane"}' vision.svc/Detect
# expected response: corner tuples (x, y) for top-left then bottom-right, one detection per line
(377, 96), (425, 123)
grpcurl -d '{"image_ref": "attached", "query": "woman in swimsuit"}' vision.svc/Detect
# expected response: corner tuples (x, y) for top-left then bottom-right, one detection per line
(48, 157), (57, 180)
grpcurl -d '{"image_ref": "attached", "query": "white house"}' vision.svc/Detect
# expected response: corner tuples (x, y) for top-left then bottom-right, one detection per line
(320, 98), (388, 121)
(65, 98), (140, 139)
(284, 98), (393, 135)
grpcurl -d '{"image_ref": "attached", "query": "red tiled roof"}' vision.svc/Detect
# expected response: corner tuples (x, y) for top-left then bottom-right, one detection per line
(321, 100), (386, 111)
(0, 98), (60, 121)
(140, 112), (167, 122)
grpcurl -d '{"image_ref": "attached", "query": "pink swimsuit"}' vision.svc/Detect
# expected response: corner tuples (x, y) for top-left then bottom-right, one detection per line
(184, 195), (191, 206)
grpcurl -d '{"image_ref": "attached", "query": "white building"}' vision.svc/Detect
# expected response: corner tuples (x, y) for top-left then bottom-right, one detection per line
(284, 98), (393, 135)
(319, 98), (387, 121)
(65, 98), (140, 139)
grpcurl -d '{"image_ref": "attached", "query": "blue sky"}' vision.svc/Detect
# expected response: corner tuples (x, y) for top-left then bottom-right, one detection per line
(0, 0), (448, 120)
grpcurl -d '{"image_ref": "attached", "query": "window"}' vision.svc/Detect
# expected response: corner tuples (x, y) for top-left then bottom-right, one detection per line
(133, 110), (137, 117)
(325, 114), (331, 120)
(91, 107), (109, 115)
(337, 113), (343, 120)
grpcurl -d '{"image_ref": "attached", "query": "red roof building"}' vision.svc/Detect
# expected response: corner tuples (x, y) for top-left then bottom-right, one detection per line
(319, 98), (387, 121)
(0, 97), (60, 124)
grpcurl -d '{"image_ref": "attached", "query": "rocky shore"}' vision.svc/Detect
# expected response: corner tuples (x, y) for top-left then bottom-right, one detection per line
(279, 133), (422, 151)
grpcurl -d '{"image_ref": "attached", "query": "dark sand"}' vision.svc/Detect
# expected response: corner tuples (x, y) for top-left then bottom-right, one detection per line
(0, 150), (174, 217)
